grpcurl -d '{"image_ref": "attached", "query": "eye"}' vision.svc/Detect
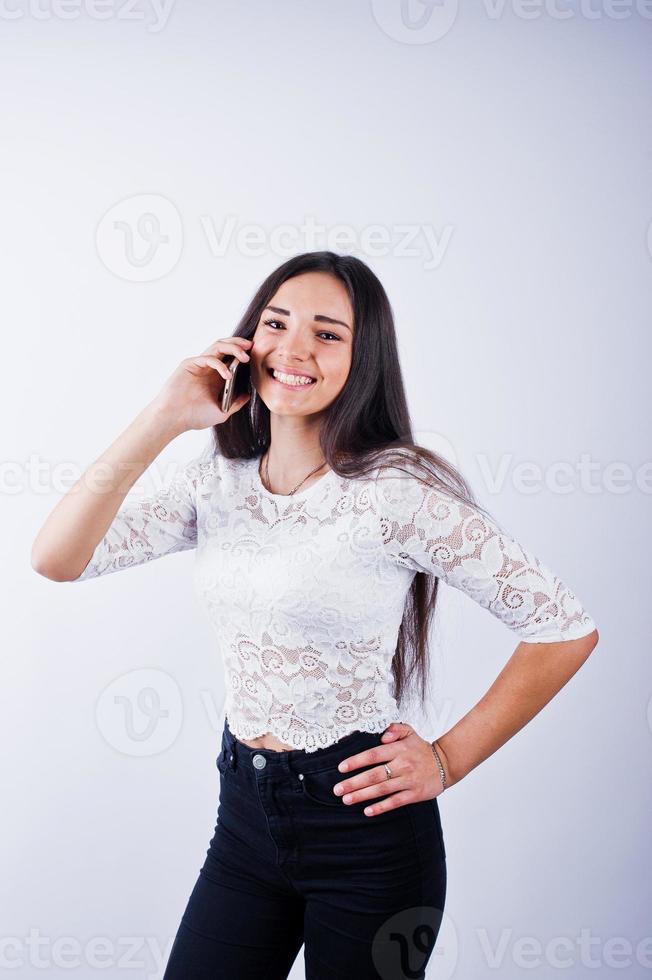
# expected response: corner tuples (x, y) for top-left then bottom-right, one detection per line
(262, 318), (341, 342)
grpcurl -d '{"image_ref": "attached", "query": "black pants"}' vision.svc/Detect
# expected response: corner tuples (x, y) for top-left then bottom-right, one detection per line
(163, 717), (447, 979)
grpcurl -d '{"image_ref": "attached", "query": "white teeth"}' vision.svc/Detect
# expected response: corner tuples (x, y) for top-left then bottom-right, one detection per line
(272, 369), (314, 386)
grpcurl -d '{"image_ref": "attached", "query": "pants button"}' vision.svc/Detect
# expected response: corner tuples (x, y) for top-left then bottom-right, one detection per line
(252, 753), (267, 770)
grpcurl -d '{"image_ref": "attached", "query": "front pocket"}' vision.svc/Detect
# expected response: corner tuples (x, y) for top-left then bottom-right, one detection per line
(300, 766), (348, 807)
(300, 760), (383, 808)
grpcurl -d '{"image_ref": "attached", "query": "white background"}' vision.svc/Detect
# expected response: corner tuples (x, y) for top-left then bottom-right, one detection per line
(4, 1), (649, 977)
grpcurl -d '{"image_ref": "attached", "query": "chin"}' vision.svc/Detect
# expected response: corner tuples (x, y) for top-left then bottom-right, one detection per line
(260, 394), (331, 419)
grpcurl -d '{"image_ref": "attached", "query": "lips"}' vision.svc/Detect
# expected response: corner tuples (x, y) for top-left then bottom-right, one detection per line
(267, 367), (316, 382)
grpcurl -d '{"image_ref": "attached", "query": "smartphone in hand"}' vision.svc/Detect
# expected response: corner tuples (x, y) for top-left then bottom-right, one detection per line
(221, 356), (241, 413)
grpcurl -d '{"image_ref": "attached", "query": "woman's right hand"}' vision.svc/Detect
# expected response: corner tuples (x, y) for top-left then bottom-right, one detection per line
(151, 336), (254, 433)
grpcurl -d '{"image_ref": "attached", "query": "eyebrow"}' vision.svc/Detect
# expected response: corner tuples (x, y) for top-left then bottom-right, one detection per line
(263, 305), (352, 333)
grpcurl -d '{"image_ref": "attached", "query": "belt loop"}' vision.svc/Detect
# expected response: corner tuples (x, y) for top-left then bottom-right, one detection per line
(223, 719), (236, 771)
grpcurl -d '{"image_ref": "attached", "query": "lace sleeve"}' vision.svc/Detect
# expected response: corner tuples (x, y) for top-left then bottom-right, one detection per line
(68, 453), (209, 583)
(373, 464), (598, 643)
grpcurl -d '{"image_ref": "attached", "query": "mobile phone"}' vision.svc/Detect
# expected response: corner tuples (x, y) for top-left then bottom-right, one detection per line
(221, 355), (242, 414)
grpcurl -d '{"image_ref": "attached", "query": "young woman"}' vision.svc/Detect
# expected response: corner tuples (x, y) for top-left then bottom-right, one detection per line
(32, 251), (599, 980)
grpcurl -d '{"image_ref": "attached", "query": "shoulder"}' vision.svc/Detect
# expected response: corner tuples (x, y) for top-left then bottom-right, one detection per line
(371, 448), (423, 481)
(344, 449), (429, 521)
(185, 447), (253, 496)
(366, 448), (436, 495)
(182, 445), (220, 484)
(363, 447), (474, 523)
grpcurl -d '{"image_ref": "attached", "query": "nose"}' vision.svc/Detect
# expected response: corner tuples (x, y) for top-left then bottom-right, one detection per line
(275, 340), (311, 363)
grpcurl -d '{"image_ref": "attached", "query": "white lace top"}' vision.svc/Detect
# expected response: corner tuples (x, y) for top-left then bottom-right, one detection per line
(69, 449), (597, 752)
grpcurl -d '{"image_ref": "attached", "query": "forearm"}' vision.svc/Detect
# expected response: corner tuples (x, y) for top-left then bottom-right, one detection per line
(31, 399), (186, 581)
(435, 629), (600, 788)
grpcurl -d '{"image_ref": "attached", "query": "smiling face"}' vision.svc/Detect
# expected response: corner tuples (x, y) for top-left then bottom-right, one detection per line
(249, 271), (355, 419)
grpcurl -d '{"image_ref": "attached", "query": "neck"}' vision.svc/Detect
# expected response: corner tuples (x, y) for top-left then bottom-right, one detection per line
(263, 413), (328, 488)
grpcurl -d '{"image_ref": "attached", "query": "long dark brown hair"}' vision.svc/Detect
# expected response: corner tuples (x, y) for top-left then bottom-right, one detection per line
(211, 251), (501, 713)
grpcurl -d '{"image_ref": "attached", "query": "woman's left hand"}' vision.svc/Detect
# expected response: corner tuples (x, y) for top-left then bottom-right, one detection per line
(332, 722), (448, 817)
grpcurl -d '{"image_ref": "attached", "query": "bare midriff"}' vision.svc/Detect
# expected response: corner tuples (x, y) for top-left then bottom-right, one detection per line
(237, 733), (296, 752)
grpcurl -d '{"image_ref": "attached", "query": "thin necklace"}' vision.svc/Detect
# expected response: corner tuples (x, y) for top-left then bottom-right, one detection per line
(261, 451), (328, 496)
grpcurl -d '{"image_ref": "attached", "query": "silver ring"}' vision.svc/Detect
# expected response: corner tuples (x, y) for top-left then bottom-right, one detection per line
(383, 763), (392, 780)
